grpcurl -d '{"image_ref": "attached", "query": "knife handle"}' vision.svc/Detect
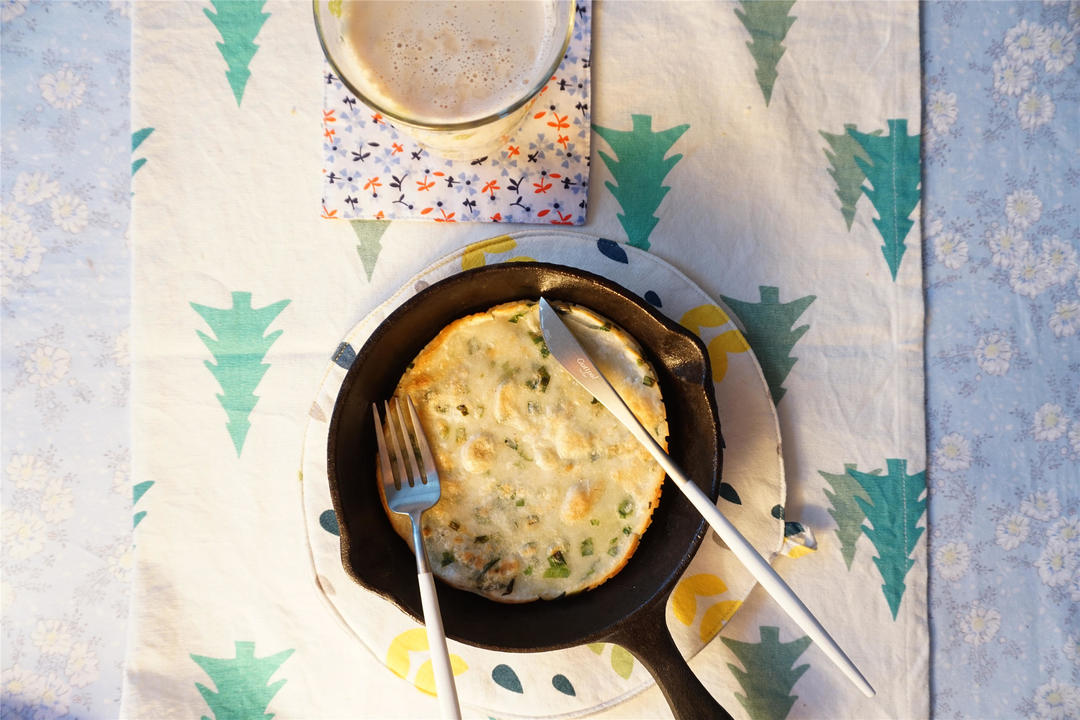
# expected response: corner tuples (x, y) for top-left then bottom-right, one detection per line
(659, 457), (876, 699)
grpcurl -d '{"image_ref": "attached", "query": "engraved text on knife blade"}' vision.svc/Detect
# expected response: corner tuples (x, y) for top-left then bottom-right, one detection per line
(575, 356), (599, 379)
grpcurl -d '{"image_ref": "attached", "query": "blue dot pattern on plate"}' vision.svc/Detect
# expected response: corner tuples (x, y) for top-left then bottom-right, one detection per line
(719, 482), (742, 505)
(492, 664), (523, 694)
(332, 342), (356, 369)
(644, 290), (662, 307)
(552, 674), (576, 696)
(319, 509), (340, 536)
(596, 237), (629, 264)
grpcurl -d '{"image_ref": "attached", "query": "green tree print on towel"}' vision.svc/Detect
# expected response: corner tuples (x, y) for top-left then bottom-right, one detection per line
(819, 125), (880, 231)
(192, 292), (290, 456)
(722, 626), (811, 720)
(719, 286), (815, 405)
(593, 114), (689, 251)
(132, 127), (154, 177)
(132, 480), (154, 529)
(191, 641), (294, 720)
(204, 0), (270, 106)
(850, 459), (926, 619)
(848, 119), (921, 280)
(819, 464), (877, 570)
(735, 0), (797, 106)
(351, 219), (390, 280)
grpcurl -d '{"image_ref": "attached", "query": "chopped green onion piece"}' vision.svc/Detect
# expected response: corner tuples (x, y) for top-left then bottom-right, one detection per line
(529, 332), (551, 358)
(642, 376), (655, 387)
(543, 551), (570, 578)
(590, 518), (600, 526)
(478, 556), (500, 577)
(449, 520), (460, 531)
(503, 437), (532, 462)
(515, 498), (526, 507)
(524, 566), (533, 575)
(474, 535), (489, 543)
(581, 538), (594, 556)
(441, 551), (454, 567)
(618, 498), (634, 518)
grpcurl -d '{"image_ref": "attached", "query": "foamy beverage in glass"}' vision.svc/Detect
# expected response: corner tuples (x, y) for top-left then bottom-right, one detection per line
(315, 0), (574, 159)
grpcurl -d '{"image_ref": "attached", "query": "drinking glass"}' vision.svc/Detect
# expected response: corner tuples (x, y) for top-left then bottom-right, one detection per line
(314, 0), (575, 160)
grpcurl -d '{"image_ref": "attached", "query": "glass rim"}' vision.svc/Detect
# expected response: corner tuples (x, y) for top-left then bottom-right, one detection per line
(313, 0), (577, 133)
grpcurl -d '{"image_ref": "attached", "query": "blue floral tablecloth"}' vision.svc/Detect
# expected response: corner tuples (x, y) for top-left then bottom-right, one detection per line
(2, 2), (133, 719)
(1, 1), (1076, 718)
(922, 2), (1079, 717)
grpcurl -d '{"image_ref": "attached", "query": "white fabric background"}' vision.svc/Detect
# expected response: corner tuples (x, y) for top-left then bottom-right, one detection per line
(122, 2), (924, 718)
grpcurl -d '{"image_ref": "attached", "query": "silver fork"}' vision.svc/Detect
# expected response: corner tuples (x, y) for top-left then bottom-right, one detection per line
(372, 396), (461, 720)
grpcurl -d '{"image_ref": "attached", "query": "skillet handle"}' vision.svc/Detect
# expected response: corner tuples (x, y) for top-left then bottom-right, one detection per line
(607, 602), (734, 720)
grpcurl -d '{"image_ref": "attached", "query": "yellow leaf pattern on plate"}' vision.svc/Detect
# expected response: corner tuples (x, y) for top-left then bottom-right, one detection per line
(413, 656), (469, 697)
(586, 643), (637, 680)
(679, 305), (749, 382)
(700, 600), (742, 642)
(707, 330), (751, 382)
(387, 628), (429, 679)
(610, 645), (635, 679)
(680, 304), (732, 333)
(783, 541), (817, 559)
(461, 235), (516, 270)
(387, 628), (468, 696)
(672, 573), (728, 625)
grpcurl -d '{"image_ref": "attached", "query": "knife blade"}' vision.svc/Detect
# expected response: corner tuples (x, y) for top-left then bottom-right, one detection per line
(538, 297), (875, 699)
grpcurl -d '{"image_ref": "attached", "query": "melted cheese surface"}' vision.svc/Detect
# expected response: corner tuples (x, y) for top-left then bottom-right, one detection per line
(380, 300), (668, 602)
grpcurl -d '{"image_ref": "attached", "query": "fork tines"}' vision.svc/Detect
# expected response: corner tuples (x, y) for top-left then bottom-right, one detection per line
(372, 396), (435, 491)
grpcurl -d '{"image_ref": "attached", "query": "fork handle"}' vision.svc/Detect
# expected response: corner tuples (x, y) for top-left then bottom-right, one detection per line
(419, 571), (462, 720)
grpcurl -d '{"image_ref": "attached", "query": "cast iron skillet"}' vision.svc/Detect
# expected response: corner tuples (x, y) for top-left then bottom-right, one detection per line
(327, 262), (732, 720)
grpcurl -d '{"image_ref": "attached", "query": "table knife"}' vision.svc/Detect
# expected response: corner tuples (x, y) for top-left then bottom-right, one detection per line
(537, 297), (875, 699)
